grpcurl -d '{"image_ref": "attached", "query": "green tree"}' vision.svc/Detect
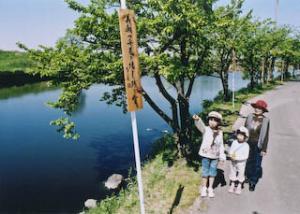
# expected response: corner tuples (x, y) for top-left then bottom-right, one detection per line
(208, 0), (251, 101)
(290, 33), (300, 77)
(237, 19), (266, 88)
(275, 29), (300, 80)
(263, 25), (290, 82)
(20, 0), (217, 157)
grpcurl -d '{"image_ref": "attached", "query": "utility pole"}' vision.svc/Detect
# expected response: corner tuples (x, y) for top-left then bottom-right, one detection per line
(275, 0), (279, 24)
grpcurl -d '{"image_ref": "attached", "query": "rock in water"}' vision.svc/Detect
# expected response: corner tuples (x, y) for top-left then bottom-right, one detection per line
(84, 199), (97, 209)
(105, 174), (123, 189)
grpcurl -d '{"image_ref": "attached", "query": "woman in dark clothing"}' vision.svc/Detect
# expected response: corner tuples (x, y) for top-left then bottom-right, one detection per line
(244, 100), (270, 191)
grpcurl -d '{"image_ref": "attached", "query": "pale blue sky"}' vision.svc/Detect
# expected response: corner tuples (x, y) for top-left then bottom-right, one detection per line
(0, 0), (299, 51)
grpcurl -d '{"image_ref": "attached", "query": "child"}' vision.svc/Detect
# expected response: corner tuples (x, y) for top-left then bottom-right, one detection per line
(193, 111), (226, 198)
(228, 126), (250, 195)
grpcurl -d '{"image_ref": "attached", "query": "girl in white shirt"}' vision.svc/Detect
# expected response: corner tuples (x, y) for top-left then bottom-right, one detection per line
(228, 126), (250, 195)
(193, 111), (226, 198)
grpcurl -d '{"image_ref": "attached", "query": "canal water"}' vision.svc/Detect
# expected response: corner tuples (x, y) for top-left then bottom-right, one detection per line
(0, 74), (248, 213)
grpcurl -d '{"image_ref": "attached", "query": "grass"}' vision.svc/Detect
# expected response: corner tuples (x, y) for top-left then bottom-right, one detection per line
(86, 135), (201, 214)
(0, 50), (32, 72)
(87, 155), (200, 214)
(84, 79), (285, 214)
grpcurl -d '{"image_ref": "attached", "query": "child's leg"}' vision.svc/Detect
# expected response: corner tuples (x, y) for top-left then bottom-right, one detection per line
(235, 161), (247, 194)
(201, 158), (210, 187)
(208, 177), (215, 189)
(228, 161), (238, 193)
(237, 161), (246, 184)
(208, 159), (218, 188)
(229, 161), (238, 182)
(207, 159), (218, 197)
(202, 177), (208, 187)
(235, 182), (242, 194)
(228, 180), (236, 193)
(200, 158), (210, 197)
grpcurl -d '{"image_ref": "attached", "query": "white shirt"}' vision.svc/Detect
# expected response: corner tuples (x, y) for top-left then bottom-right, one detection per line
(229, 140), (249, 161)
(195, 119), (226, 160)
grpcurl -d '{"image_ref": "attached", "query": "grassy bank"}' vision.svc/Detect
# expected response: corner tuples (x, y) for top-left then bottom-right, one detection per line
(86, 135), (201, 214)
(0, 50), (32, 72)
(0, 50), (50, 88)
(84, 80), (284, 214)
(0, 81), (58, 100)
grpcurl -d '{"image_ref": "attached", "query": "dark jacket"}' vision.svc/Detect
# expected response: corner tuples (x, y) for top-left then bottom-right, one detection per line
(245, 113), (270, 152)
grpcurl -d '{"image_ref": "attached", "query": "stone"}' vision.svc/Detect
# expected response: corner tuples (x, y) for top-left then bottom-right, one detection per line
(84, 199), (97, 209)
(105, 174), (124, 189)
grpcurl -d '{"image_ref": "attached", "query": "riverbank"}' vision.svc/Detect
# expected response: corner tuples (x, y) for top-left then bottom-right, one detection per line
(0, 50), (49, 87)
(0, 70), (50, 88)
(0, 50), (31, 72)
(0, 81), (58, 100)
(83, 79), (285, 214)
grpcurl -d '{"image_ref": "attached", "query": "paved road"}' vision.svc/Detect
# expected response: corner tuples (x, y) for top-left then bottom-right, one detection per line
(187, 81), (300, 214)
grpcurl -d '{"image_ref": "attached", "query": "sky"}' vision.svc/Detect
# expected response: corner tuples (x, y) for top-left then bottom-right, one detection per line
(0, 0), (299, 51)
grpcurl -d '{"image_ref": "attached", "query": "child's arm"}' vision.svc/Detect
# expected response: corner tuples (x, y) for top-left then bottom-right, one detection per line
(261, 119), (270, 153)
(193, 115), (206, 134)
(228, 141), (234, 159)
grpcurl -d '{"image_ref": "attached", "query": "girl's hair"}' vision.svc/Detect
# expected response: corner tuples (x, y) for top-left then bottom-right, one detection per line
(208, 117), (222, 129)
(237, 132), (247, 140)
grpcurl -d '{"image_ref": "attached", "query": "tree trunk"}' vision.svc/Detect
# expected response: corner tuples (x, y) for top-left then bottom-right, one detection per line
(220, 70), (230, 101)
(179, 100), (193, 156)
(143, 75), (196, 158)
(283, 59), (290, 80)
(262, 57), (269, 84)
(268, 57), (276, 81)
(250, 68), (255, 89)
(261, 59), (265, 84)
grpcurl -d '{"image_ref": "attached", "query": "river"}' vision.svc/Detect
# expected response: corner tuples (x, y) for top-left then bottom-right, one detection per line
(0, 74), (248, 213)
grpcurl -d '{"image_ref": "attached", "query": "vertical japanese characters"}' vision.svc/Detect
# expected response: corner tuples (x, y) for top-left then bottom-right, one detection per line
(119, 9), (143, 112)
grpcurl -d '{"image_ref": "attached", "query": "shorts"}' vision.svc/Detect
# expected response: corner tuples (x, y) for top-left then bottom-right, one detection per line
(202, 157), (218, 177)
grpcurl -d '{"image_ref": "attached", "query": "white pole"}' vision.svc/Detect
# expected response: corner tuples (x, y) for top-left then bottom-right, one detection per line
(131, 112), (146, 214)
(232, 72), (235, 108)
(232, 50), (236, 108)
(120, 1), (145, 214)
(120, 0), (127, 9)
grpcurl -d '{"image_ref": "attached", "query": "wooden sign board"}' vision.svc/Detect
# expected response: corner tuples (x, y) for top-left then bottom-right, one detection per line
(119, 9), (143, 112)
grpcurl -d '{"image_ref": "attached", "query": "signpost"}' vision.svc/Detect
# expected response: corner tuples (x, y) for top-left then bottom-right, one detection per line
(119, 1), (145, 213)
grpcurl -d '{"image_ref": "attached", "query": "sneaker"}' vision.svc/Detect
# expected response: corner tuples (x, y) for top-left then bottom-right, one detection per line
(208, 187), (215, 198)
(249, 183), (256, 192)
(235, 184), (242, 195)
(228, 183), (235, 193)
(200, 186), (207, 197)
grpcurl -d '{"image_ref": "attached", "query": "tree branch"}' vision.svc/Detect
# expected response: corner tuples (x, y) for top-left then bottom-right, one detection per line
(142, 87), (176, 130)
(154, 73), (177, 105)
(154, 73), (180, 131)
(185, 74), (196, 98)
